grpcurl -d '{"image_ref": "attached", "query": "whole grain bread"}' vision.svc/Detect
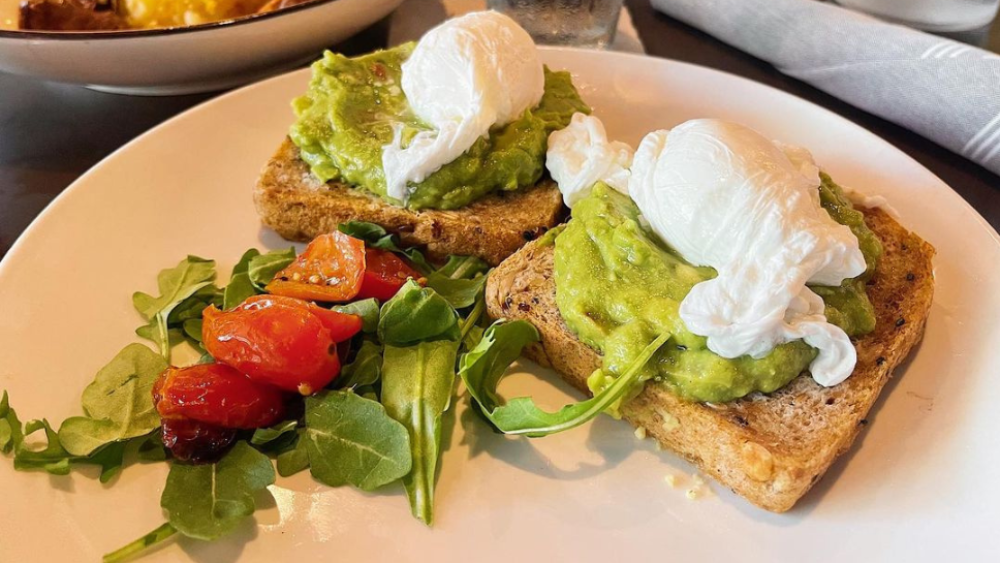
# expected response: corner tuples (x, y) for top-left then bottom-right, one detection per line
(485, 207), (935, 512)
(254, 138), (566, 266)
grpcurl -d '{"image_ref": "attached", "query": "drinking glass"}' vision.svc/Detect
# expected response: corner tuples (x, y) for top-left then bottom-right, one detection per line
(486, 0), (625, 49)
(836, 0), (1000, 31)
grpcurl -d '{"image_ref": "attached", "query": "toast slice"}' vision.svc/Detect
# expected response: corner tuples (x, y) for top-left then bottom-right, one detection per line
(254, 138), (567, 266)
(485, 207), (935, 512)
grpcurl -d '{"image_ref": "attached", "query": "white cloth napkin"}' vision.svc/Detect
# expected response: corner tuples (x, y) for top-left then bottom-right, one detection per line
(388, 0), (645, 53)
(651, 0), (1000, 175)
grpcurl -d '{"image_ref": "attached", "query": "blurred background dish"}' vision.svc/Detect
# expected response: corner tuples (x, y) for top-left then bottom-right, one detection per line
(486, 0), (625, 48)
(0, 0), (404, 95)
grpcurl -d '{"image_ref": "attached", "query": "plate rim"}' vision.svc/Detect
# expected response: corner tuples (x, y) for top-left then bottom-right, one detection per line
(1, 45), (997, 561)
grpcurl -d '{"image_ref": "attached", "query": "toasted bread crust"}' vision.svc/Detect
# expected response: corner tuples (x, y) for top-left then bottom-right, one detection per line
(254, 138), (567, 266)
(486, 208), (935, 512)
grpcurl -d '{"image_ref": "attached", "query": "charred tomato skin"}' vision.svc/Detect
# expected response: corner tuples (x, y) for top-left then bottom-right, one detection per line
(266, 232), (366, 302)
(153, 364), (286, 429)
(160, 417), (237, 464)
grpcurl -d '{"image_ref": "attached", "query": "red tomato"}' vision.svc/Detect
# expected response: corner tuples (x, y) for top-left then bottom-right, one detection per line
(235, 295), (362, 342)
(266, 232), (366, 302)
(202, 295), (356, 394)
(153, 364), (286, 429)
(356, 248), (424, 301)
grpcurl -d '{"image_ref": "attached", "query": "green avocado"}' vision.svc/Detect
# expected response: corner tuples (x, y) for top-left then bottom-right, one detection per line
(554, 175), (882, 404)
(289, 43), (590, 210)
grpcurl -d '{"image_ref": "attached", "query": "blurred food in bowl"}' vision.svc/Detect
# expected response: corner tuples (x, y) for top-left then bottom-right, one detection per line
(13, 0), (316, 31)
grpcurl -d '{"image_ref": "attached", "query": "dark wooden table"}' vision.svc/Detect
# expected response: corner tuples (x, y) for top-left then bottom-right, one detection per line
(2, 1), (998, 259)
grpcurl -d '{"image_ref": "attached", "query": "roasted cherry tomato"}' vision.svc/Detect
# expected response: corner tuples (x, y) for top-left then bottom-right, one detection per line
(153, 364), (286, 429)
(356, 248), (424, 301)
(160, 417), (237, 463)
(202, 295), (360, 394)
(266, 232), (366, 302)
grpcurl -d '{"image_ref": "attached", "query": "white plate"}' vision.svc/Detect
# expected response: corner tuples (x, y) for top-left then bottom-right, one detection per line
(1, 48), (997, 562)
(0, 0), (403, 95)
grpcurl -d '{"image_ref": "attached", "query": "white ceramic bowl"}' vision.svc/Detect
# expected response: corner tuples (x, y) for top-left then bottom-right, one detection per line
(0, 0), (404, 95)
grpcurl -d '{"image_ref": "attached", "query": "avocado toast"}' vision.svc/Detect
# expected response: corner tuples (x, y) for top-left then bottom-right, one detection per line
(255, 138), (565, 266)
(255, 27), (588, 265)
(486, 204), (935, 512)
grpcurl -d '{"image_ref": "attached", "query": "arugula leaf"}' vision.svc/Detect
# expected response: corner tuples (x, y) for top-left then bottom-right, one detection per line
(232, 248), (260, 277)
(137, 430), (168, 462)
(2, 392), (135, 480)
(133, 256), (217, 360)
(378, 280), (460, 346)
(160, 441), (275, 541)
(1, 391), (23, 454)
(331, 298), (380, 333)
(14, 418), (71, 475)
(425, 274), (486, 309)
(103, 522), (177, 563)
(338, 221), (432, 274)
(276, 430), (310, 477)
(81, 441), (128, 484)
(221, 248), (263, 310)
(182, 319), (203, 343)
(423, 254), (489, 309)
(247, 247), (296, 289)
(302, 390), (411, 490)
(223, 274), (257, 310)
(381, 340), (460, 525)
(461, 322), (670, 437)
(168, 284), (222, 325)
(59, 344), (167, 456)
(336, 341), (383, 389)
(250, 420), (299, 447)
(434, 255), (489, 279)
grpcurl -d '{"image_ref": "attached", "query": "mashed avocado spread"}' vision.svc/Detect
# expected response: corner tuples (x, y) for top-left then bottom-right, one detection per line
(289, 43), (590, 210)
(553, 175), (882, 403)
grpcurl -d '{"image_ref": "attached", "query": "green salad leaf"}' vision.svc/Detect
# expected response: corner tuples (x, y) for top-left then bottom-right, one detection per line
(250, 420), (299, 447)
(276, 430), (310, 478)
(247, 247), (296, 289)
(133, 256), (217, 360)
(1, 391), (22, 454)
(4, 391), (139, 480)
(160, 441), (275, 541)
(332, 298), (380, 333)
(84, 441), (128, 484)
(136, 431), (168, 462)
(302, 390), (411, 490)
(338, 221), (432, 275)
(378, 280), (460, 346)
(336, 340), (383, 389)
(461, 322), (670, 437)
(381, 340), (460, 525)
(13, 418), (71, 475)
(425, 254), (490, 312)
(58, 344), (167, 456)
(223, 249), (261, 310)
(434, 255), (489, 279)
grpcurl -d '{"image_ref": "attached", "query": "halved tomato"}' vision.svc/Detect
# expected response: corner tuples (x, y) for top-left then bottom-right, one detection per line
(237, 295), (363, 342)
(356, 248), (424, 301)
(203, 295), (359, 394)
(153, 364), (286, 429)
(266, 232), (366, 302)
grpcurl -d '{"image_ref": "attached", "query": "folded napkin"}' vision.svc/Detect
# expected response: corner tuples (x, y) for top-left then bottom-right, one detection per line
(388, 0), (645, 53)
(651, 0), (1000, 175)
